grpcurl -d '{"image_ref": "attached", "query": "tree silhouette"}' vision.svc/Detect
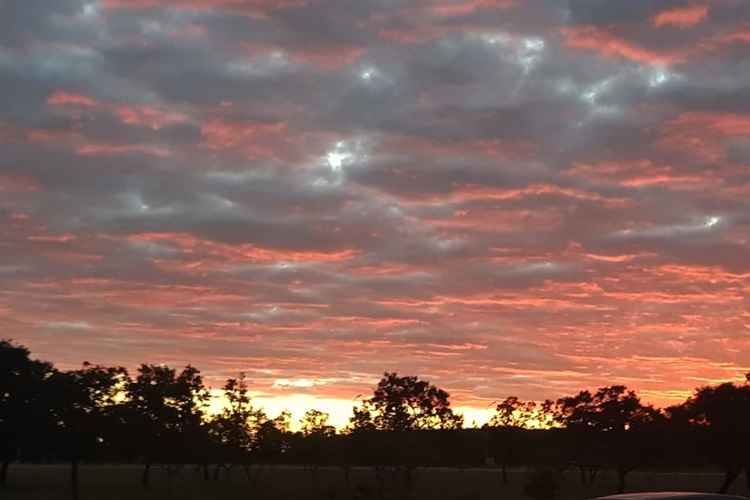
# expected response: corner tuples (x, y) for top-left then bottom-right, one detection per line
(348, 372), (463, 499)
(8, 339), (750, 499)
(208, 373), (265, 480)
(300, 409), (335, 438)
(45, 363), (127, 500)
(675, 381), (750, 493)
(347, 400), (376, 433)
(487, 396), (540, 484)
(353, 372), (463, 432)
(122, 364), (210, 487)
(254, 410), (292, 463)
(490, 396), (539, 429)
(0, 340), (54, 488)
(553, 385), (663, 491)
(297, 409), (336, 491)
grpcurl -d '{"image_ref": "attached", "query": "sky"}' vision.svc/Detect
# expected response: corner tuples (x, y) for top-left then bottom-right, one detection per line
(2, 0), (750, 428)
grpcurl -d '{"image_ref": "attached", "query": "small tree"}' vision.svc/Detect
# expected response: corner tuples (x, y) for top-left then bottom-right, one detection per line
(490, 397), (539, 429)
(301, 409), (336, 438)
(347, 401), (376, 433)
(254, 411), (292, 463)
(298, 409), (336, 491)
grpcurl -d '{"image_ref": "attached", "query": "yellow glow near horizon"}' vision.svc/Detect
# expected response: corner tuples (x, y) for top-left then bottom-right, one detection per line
(208, 391), (689, 431)
(207, 391), (499, 431)
(207, 391), (362, 431)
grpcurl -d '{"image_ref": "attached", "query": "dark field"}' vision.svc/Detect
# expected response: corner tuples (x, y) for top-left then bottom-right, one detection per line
(5, 465), (750, 500)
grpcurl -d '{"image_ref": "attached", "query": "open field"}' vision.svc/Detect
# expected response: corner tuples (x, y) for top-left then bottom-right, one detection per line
(4, 465), (750, 500)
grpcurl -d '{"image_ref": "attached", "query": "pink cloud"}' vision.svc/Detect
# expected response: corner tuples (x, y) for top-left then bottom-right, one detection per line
(561, 26), (689, 64)
(101, 0), (306, 19)
(47, 91), (99, 108)
(201, 118), (289, 159)
(652, 4), (709, 29)
(0, 174), (41, 193)
(129, 232), (359, 266)
(48, 90), (191, 130)
(28, 234), (77, 243)
(566, 161), (713, 190)
(428, 0), (515, 17)
(113, 104), (189, 130)
(658, 111), (750, 162)
(77, 143), (172, 157)
(446, 184), (631, 208)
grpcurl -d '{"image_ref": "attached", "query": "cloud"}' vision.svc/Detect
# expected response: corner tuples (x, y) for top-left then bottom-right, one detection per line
(652, 4), (709, 29)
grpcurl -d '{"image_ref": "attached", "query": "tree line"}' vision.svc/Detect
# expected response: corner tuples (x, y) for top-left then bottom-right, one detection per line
(2, 339), (750, 500)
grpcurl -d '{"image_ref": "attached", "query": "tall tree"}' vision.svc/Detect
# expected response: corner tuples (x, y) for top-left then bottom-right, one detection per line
(348, 372), (462, 499)
(298, 409), (336, 491)
(123, 364), (210, 487)
(487, 396), (539, 484)
(353, 372), (464, 432)
(0, 340), (54, 488)
(553, 385), (663, 492)
(673, 380), (750, 493)
(209, 373), (266, 479)
(46, 363), (128, 500)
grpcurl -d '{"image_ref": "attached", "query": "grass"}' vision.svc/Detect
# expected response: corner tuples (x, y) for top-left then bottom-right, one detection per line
(4, 464), (750, 500)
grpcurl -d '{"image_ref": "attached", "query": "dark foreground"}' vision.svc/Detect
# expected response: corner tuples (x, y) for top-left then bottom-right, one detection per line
(4, 466), (750, 500)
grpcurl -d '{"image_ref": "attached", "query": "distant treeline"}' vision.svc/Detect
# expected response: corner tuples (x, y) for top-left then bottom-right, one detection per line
(2, 339), (750, 500)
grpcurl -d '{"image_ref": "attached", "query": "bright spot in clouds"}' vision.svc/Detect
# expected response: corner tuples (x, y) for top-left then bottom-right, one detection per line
(647, 65), (681, 88)
(481, 33), (546, 74)
(357, 65), (394, 87)
(705, 216), (721, 227)
(480, 33), (511, 45)
(523, 38), (545, 52)
(324, 138), (370, 175)
(519, 37), (545, 71)
(612, 215), (726, 240)
(82, 3), (97, 17)
(273, 378), (325, 388)
(582, 77), (614, 104)
(649, 69), (669, 87)
(326, 142), (351, 172)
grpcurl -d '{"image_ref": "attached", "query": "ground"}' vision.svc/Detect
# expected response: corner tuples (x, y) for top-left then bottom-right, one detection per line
(4, 465), (750, 500)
